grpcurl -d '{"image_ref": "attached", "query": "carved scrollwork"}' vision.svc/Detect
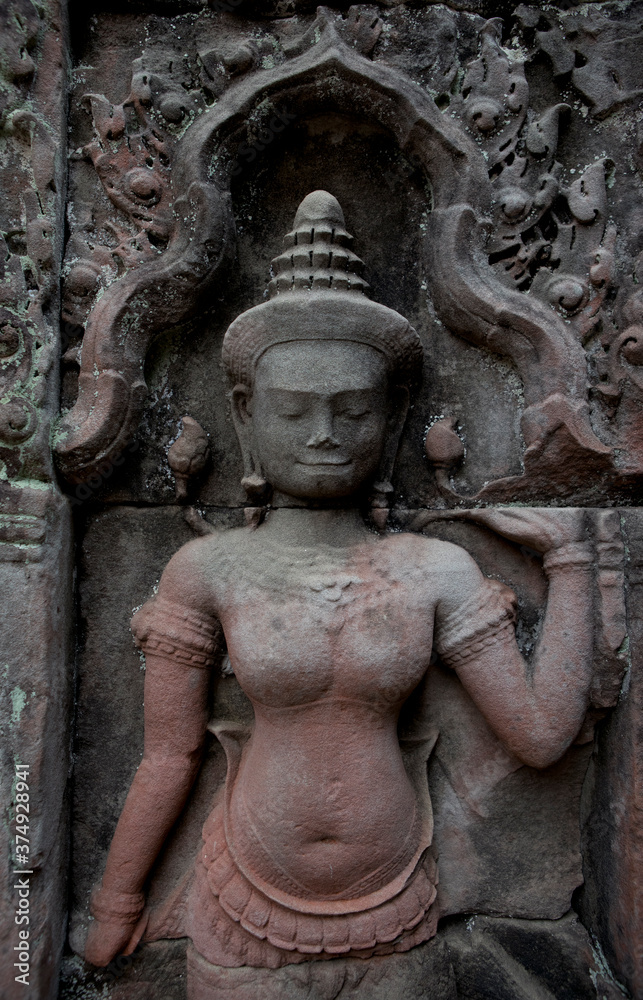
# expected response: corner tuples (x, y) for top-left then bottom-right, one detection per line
(516, 4), (643, 121)
(449, 18), (616, 343)
(55, 5), (612, 494)
(591, 260), (643, 475)
(0, 0), (63, 479)
(61, 50), (201, 334)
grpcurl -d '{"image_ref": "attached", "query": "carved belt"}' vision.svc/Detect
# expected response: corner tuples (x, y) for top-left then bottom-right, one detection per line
(199, 720), (438, 956)
(200, 805), (437, 956)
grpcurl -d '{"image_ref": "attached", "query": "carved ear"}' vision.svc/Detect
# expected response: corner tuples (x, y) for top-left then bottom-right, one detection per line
(230, 384), (268, 500)
(231, 384), (253, 426)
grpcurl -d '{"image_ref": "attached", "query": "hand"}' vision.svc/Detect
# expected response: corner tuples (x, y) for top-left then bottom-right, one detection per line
(414, 507), (585, 554)
(85, 914), (139, 967)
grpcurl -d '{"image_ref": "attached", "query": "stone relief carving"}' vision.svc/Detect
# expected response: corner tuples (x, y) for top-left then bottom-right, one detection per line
(0, 5), (74, 1000)
(0, 0), (63, 481)
(82, 192), (625, 999)
(54, 5), (638, 503)
(0, 1), (638, 996)
(516, 4), (643, 120)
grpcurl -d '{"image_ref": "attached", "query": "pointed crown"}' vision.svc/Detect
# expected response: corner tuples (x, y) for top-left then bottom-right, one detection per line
(268, 190), (369, 296)
(222, 191), (422, 386)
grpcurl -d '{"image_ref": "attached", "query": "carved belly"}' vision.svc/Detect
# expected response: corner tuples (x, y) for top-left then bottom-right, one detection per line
(226, 701), (420, 900)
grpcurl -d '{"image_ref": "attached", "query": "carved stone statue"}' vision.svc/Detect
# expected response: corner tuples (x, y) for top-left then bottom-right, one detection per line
(84, 192), (594, 997)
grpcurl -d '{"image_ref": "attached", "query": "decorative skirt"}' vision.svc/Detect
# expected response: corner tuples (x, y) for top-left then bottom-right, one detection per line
(142, 799), (439, 970)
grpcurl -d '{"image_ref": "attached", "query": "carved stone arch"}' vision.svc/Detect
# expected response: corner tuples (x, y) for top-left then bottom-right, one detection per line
(54, 13), (608, 483)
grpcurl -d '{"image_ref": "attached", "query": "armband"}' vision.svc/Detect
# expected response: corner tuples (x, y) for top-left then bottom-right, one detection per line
(542, 542), (593, 576)
(434, 577), (517, 670)
(132, 597), (219, 668)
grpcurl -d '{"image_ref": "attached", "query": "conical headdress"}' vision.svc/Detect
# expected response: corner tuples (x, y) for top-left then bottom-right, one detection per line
(222, 191), (422, 385)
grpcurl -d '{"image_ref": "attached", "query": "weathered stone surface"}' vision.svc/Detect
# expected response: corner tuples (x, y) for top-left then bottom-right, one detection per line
(579, 508), (643, 1000)
(0, 485), (73, 1000)
(184, 937), (457, 999)
(71, 193), (626, 997)
(68, 505), (245, 958)
(0, 0), (73, 996)
(70, 503), (623, 995)
(428, 669), (593, 920)
(1, 1), (642, 998)
(0, 0), (67, 480)
(56, 2), (643, 504)
(443, 912), (625, 1000)
(61, 934), (457, 1000)
(60, 939), (189, 1000)
(60, 911), (627, 1000)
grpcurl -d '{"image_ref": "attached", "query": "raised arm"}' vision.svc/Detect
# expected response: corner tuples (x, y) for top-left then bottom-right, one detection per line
(433, 509), (593, 770)
(85, 540), (220, 967)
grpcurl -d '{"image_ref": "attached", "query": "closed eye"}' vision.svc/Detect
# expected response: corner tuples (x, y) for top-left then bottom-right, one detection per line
(338, 409), (371, 419)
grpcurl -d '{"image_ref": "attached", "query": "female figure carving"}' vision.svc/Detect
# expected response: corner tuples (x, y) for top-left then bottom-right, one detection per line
(85, 191), (593, 996)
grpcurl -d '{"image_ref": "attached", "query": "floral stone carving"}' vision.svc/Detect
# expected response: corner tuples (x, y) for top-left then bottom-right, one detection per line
(54, 6), (622, 502)
(0, 2), (634, 997)
(83, 193), (620, 999)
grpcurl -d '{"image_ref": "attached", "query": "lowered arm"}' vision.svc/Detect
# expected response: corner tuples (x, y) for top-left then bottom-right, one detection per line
(85, 655), (211, 967)
(86, 537), (220, 967)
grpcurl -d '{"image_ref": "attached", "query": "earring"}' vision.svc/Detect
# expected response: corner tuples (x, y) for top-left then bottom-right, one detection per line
(241, 471), (268, 499)
(241, 469), (270, 529)
(230, 386), (271, 527)
(370, 479), (394, 532)
(241, 452), (271, 530)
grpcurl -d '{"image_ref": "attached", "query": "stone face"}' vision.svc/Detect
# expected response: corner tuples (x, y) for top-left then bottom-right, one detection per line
(1, 2), (643, 999)
(55, 1), (643, 505)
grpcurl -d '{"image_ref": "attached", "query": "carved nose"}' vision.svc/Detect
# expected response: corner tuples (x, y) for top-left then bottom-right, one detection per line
(307, 429), (340, 448)
(307, 415), (339, 449)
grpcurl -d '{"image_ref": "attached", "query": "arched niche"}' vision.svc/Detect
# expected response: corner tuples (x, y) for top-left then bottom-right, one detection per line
(54, 12), (603, 486)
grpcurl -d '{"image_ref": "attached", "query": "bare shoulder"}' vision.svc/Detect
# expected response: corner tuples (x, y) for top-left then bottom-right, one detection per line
(385, 531), (480, 569)
(157, 527), (234, 598)
(383, 531), (485, 600)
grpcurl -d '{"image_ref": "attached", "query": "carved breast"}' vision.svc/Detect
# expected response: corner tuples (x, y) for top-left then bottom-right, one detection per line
(216, 537), (436, 710)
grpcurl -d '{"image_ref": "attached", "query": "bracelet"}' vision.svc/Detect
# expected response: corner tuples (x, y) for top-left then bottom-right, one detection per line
(543, 542), (593, 575)
(90, 886), (145, 923)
